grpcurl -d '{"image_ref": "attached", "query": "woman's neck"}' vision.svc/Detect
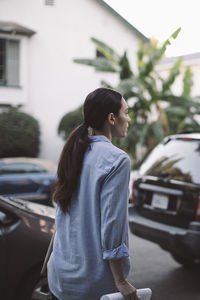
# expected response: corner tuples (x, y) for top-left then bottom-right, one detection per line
(93, 128), (112, 141)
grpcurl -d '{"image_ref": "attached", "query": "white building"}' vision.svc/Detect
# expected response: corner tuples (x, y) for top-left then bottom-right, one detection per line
(157, 52), (200, 97)
(0, 0), (148, 162)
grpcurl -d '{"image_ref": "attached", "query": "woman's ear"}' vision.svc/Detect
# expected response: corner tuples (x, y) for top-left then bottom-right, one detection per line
(108, 113), (115, 125)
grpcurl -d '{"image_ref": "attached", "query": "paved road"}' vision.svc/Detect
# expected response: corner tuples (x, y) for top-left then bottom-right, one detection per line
(127, 230), (200, 300)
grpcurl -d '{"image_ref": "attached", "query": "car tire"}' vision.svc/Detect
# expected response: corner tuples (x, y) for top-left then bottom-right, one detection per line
(171, 253), (200, 268)
(18, 268), (52, 300)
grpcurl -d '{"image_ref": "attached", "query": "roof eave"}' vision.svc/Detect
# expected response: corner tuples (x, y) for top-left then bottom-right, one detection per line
(0, 21), (36, 37)
(94, 0), (149, 43)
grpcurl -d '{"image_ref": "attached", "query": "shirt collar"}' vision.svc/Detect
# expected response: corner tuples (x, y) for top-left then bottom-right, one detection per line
(89, 135), (111, 144)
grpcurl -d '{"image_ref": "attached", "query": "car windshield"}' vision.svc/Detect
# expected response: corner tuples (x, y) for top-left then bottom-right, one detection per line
(139, 138), (200, 185)
(0, 162), (46, 174)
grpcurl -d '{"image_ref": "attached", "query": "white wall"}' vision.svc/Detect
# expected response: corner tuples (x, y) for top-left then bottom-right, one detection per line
(157, 55), (200, 97)
(0, 0), (141, 162)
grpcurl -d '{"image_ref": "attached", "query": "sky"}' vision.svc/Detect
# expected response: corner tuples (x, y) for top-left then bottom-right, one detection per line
(104, 0), (200, 57)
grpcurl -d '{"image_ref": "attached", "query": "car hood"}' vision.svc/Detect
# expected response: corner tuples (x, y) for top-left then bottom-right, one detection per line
(0, 196), (55, 220)
(0, 172), (56, 180)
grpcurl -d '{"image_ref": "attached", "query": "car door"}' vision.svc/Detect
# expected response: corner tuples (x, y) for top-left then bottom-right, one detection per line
(0, 202), (25, 300)
(0, 206), (12, 297)
(0, 162), (47, 196)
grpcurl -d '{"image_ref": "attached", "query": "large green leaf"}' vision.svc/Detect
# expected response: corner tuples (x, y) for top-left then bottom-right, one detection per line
(140, 27), (181, 78)
(100, 80), (113, 89)
(150, 121), (165, 142)
(165, 106), (187, 116)
(91, 37), (120, 65)
(119, 51), (133, 79)
(177, 117), (200, 133)
(73, 58), (119, 72)
(161, 58), (182, 93)
(163, 95), (200, 113)
(138, 123), (149, 145)
(140, 76), (159, 100)
(160, 27), (181, 55)
(58, 106), (83, 140)
(116, 78), (136, 95)
(162, 95), (191, 106)
(137, 48), (144, 69)
(182, 67), (193, 97)
(137, 38), (159, 70)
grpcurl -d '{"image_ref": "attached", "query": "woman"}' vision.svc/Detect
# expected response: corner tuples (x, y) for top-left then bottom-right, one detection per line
(48, 88), (139, 300)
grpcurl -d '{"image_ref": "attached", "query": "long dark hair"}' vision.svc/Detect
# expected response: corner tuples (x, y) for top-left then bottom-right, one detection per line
(54, 88), (122, 213)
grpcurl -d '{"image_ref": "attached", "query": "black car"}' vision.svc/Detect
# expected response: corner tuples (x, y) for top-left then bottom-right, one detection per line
(129, 132), (200, 267)
(0, 195), (55, 300)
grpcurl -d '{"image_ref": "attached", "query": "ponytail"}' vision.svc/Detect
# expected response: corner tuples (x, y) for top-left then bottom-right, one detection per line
(53, 123), (90, 213)
(54, 87), (122, 213)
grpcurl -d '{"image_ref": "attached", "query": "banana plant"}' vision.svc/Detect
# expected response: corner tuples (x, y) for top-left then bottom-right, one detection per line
(182, 67), (193, 97)
(71, 28), (200, 165)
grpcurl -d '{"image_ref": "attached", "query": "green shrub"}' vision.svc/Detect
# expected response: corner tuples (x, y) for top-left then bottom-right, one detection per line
(0, 109), (40, 157)
(58, 106), (83, 140)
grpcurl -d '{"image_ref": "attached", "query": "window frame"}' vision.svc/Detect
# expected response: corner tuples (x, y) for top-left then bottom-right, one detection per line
(0, 37), (20, 87)
(0, 38), (6, 86)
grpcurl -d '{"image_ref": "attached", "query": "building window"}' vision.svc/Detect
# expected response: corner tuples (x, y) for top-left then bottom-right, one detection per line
(96, 49), (105, 58)
(45, 0), (55, 6)
(0, 38), (20, 87)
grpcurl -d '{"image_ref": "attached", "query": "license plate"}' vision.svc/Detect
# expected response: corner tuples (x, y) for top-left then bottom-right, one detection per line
(151, 193), (169, 210)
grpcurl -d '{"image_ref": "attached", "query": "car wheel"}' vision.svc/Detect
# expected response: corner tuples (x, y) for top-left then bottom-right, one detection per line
(171, 253), (200, 268)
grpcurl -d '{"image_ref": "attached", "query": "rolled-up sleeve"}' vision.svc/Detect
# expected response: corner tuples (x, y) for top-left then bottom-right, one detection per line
(100, 154), (130, 260)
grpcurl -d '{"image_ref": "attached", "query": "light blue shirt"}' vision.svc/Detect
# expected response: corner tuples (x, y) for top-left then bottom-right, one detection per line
(48, 135), (131, 300)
